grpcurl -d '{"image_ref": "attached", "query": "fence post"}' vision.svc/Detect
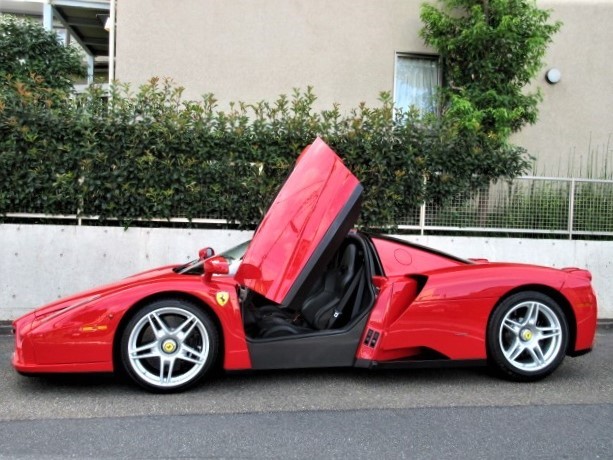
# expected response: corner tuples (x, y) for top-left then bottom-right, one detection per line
(419, 202), (426, 236)
(420, 175), (427, 235)
(568, 178), (576, 240)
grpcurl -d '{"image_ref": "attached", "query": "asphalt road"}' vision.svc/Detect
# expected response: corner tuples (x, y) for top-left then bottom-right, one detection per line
(1, 331), (612, 458)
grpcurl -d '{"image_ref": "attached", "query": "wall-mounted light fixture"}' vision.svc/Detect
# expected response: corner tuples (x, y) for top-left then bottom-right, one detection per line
(545, 68), (561, 84)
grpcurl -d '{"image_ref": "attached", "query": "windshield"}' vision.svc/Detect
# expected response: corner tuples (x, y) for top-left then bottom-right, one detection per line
(218, 240), (251, 275)
(175, 240), (251, 276)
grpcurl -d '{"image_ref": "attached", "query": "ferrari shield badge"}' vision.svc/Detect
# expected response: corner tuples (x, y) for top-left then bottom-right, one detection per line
(216, 291), (230, 307)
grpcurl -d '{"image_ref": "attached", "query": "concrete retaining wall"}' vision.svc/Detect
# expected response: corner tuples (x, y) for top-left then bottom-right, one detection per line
(1, 224), (610, 320)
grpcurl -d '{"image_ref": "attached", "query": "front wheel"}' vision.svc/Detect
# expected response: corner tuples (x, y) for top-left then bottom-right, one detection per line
(120, 299), (219, 392)
(487, 291), (569, 382)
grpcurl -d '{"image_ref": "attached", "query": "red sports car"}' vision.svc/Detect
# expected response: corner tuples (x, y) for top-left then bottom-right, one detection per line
(12, 139), (598, 392)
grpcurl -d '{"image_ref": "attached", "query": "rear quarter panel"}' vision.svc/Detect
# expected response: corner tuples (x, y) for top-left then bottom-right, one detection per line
(377, 264), (569, 360)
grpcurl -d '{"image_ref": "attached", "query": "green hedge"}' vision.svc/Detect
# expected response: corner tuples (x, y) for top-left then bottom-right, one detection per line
(0, 78), (529, 229)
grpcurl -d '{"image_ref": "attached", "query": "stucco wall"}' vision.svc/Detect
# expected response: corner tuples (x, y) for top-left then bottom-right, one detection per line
(511, 0), (613, 176)
(115, 0), (613, 177)
(115, 0), (427, 108)
(1, 224), (610, 321)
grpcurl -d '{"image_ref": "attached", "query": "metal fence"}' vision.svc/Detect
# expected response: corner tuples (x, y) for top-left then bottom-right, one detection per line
(4, 176), (613, 239)
(399, 176), (613, 238)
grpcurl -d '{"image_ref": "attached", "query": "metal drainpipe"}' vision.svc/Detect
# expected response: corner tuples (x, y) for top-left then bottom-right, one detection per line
(108, 0), (116, 86)
(43, 0), (53, 31)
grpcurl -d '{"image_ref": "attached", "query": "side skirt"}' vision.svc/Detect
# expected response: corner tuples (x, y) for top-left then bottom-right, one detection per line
(247, 315), (368, 370)
(568, 348), (592, 358)
(355, 358), (487, 370)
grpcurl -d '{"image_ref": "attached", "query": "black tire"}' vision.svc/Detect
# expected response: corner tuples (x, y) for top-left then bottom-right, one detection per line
(487, 291), (569, 382)
(120, 298), (219, 393)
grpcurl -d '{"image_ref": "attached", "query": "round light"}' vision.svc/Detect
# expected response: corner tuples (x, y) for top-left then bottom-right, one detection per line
(546, 68), (561, 84)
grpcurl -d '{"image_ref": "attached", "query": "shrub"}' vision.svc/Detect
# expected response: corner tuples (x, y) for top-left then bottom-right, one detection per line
(0, 15), (85, 92)
(1, 80), (440, 228)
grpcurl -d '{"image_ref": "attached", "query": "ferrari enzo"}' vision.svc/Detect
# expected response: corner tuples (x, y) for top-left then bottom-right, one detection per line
(12, 138), (598, 392)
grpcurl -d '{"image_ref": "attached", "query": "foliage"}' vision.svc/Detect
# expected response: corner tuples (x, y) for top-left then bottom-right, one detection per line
(0, 5), (561, 230)
(427, 179), (613, 236)
(421, 0), (561, 135)
(0, 15), (85, 93)
(573, 183), (613, 233)
(0, 79), (435, 228)
(420, 0), (561, 198)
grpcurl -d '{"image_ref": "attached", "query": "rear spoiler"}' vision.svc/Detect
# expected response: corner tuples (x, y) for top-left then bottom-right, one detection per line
(561, 267), (592, 281)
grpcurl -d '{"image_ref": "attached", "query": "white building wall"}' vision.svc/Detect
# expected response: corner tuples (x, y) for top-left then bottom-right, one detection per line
(115, 0), (613, 177)
(512, 0), (613, 176)
(115, 0), (429, 109)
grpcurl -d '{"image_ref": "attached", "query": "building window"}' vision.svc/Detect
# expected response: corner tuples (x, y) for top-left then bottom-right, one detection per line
(394, 54), (441, 114)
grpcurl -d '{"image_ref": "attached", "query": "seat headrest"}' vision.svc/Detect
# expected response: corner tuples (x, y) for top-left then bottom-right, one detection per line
(340, 244), (357, 269)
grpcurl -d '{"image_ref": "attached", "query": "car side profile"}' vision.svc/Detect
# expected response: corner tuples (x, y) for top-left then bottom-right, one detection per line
(12, 138), (598, 392)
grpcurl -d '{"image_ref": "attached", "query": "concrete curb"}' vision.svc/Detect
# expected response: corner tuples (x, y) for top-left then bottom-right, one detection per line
(1, 319), (612, 336)
(598, 319), (613, 330)
(0, 321), (11, 335)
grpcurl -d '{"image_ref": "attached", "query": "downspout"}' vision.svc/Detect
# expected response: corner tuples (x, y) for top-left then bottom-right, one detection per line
(43, 0), (53, 31)
(108, 0), (116, 86)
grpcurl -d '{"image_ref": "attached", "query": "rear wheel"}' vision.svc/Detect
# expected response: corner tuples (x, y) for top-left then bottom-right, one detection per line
(487, 291), (568, 382)
(120, 299), (218, 392)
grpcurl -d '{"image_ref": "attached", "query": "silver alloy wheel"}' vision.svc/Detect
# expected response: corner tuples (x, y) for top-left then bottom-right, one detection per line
(126, 306), (210, 389)
(498, 300), (563, 372)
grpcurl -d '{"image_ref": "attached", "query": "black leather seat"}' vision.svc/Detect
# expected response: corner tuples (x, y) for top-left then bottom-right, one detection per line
(257, 243), (362, 338)
(300, 244), (357, 329)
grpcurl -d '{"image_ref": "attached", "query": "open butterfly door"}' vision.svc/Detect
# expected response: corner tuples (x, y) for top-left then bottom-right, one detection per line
(235, 138), (363, 308)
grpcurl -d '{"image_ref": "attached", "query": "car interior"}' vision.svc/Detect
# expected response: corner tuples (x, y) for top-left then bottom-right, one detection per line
(241, 234), (377, 339)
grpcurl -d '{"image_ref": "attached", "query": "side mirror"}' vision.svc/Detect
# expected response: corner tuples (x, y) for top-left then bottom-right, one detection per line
(203, 255), (229, 281)
(199, 247), (215, 260)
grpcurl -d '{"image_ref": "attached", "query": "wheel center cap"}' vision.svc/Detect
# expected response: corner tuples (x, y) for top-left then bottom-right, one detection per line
(162, 339), (177, 354)
(520, 329), (533, 342)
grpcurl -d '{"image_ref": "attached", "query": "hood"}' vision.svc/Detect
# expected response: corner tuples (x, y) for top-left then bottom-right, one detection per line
(30, 265), (177, 319)
(235, 138), (362, 306)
